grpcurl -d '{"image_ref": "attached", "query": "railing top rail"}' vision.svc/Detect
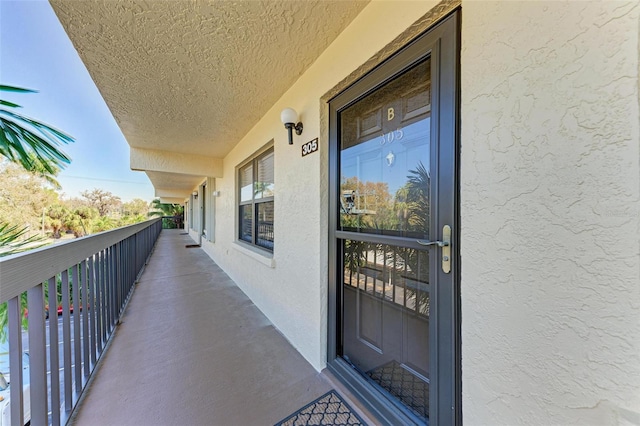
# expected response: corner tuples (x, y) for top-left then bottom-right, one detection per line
(0, 218), (161, 303)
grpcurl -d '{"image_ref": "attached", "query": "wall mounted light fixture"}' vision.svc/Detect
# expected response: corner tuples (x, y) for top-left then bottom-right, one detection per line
(280, 107), (303, 145)
(192, 191), (198, 199)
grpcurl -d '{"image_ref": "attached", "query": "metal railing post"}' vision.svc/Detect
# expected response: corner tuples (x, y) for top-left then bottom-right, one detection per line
(61, 269), (72, 412)
(8, 296), (24, 426)
(88, 255), (97, 366)
(0, 219), (162, 425)
(48, 276), (61, 426)
(72, 264), (82, 393)
(94, 252), (102, 354)
(27, 283), (48, 424)
(81, 260), (90, 379)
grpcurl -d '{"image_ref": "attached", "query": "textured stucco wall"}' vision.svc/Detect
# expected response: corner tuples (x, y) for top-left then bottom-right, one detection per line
(460, 1), (640, 424)
(199, 0), (439, 371)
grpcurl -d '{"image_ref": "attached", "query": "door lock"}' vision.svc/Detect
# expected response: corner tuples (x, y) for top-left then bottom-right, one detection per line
(417, 225), (452, 274)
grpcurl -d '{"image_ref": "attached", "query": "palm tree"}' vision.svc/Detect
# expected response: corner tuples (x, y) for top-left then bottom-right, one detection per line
(0, 85), (73, 174)
(149, 198), (184, 228)
(148, 198), (183, 217)
(0, 222), (46, 257)
(0, 84), (74, 341)
(0, 84), (74, 250)
(396, 162), (431, 315)
(405, 161), (430, 234)
(26, 152), (63, 189)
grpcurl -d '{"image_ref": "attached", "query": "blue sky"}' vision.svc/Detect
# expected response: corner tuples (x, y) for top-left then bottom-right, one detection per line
(0, 0), (155, 202)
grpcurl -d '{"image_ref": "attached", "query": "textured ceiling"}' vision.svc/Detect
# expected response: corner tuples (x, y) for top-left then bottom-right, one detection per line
(50, 0), (369, 160)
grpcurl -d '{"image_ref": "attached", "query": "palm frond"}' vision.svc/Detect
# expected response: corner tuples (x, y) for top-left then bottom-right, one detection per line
(0, 100), (21, 108)
(148, 199), (183, 217)
(0, 85), (36, 94)
(0, 115), (72, 173)
(0, 85), (73, 174)
(0, 222), (47, 257)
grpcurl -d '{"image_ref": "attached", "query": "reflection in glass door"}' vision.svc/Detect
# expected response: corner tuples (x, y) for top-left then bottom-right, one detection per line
(338, 59), (433, 421)
(329, 14), (459, 425)
(339, 60), (432, 240)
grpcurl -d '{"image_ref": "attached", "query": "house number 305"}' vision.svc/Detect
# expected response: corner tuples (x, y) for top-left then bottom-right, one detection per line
(302, 138), (319, 157)
(380, 128), (404, 145)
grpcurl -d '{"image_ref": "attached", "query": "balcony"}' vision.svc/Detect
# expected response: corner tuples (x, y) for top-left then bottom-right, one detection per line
(0, 223), (373, 425)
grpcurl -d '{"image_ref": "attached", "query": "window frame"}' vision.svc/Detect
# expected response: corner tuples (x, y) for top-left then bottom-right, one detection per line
(237, 144), (275, 252)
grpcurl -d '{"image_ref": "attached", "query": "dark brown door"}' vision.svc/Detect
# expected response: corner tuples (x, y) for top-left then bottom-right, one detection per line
(329, 13), (459, 425)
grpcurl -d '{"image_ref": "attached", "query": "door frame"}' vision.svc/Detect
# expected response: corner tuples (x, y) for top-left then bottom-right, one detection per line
(326, 11), (461, 426)
(200, 181), (206, 245)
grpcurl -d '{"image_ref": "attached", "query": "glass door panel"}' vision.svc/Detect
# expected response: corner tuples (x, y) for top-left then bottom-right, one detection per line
(339, 58), (432, 422)
(330, 14), (459, 425)
(339, 60), (431, 240)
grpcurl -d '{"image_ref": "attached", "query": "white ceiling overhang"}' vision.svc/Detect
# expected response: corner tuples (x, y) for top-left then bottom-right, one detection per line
(130, 147), (223, 178)
(158, 197), (186, 205)
(147, 171), (204, 200)
(50, 0), (369, 199)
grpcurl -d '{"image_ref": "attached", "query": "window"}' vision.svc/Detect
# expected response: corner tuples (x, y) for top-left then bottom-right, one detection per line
(238, 147), (274, 251)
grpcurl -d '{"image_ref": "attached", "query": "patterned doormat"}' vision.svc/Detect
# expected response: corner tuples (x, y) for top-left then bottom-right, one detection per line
(366, 360), (429, 420)
(275, 390), (366, 426)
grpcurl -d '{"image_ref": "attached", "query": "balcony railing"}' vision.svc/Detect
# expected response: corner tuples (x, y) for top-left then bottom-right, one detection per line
(0, 219), (162, 426)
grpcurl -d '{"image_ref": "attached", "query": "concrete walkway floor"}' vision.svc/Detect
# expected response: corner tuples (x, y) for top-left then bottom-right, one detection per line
(70, 230), (368, 426)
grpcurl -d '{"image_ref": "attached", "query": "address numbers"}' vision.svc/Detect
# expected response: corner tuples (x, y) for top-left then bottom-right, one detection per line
(302, 138), (319, 157)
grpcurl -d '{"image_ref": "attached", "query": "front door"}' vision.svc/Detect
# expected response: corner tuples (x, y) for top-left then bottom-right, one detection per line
(328, 13), (459, 425)
(200, 182), (207, 244)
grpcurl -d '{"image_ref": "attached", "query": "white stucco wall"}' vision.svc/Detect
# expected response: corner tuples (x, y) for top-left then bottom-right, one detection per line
(460, 1), (640, 425)
(190, 0), (640, 422)
(199, 0), (439, 371)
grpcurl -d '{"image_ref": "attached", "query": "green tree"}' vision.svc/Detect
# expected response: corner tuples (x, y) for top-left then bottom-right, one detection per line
(81, 188), (122, 216)
(0, 160), (61, 239)
(406, 163), (431, 234)
(0, 84), (74, 341)
(149, 198), (184, 228)
(46, 204), (69, 238)
(390, 163), (431, 316)
(0, 85), (72, 252)
(340, 177), (398, 231)
(91, 215), (117, 233)
(148, 198), (183, 217)
(123, 198), (149, 217)
(64, 206), (98, 237)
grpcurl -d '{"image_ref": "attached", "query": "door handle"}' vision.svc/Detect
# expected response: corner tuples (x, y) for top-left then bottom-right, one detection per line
(416, 240), (449, 247)
(416, 225), (451, 274)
